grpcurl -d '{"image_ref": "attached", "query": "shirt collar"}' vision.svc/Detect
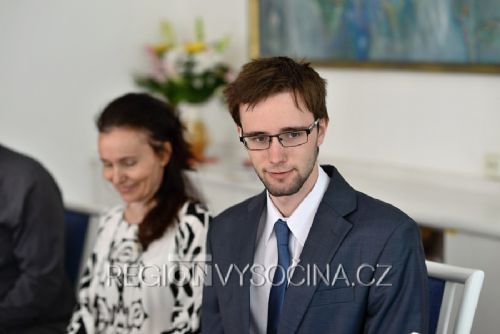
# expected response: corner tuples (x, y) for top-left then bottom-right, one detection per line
(264, 166), (330, 247)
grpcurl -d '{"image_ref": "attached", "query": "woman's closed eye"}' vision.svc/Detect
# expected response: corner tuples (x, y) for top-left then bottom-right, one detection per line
(122, 158), (137, 167)
(101, 160), (113, 169)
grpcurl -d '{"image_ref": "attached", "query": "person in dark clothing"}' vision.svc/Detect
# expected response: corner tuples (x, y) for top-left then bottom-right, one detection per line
(202, 57), (428, 334)
(0, 144), (74, 333)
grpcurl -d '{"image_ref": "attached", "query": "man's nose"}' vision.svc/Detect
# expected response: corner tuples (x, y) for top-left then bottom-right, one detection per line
(267, 136), (286, 163)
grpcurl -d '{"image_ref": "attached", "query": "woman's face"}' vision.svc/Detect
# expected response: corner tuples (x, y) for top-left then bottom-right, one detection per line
(98, 127), (171, 205)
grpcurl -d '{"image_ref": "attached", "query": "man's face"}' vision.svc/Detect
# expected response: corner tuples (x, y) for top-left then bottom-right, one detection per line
(239, 91), (327, 198)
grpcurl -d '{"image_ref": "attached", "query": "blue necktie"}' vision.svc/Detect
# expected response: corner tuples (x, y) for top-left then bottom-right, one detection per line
(267, 219), (291, 334)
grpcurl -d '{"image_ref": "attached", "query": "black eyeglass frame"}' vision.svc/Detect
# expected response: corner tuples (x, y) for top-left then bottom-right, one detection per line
(239, 119), (320, 151)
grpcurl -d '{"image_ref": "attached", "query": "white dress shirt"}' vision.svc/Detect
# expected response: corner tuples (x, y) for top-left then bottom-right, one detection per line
(249, 166), (330, 334)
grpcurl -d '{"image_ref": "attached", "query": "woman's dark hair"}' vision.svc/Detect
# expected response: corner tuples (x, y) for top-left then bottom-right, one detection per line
(97, 92), (198, 250)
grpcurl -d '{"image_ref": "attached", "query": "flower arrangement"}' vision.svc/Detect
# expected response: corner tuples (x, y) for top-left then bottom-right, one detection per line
(135, 19), (232, 108)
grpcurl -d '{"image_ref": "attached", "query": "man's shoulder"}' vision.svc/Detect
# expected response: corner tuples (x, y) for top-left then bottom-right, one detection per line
(215, 192), (262, 220)
(0, 146), (62, 209)
(321, 164), (415, 231)
(357, 190), (411, 220)
(0, 145), (54, 184)
(350, 189), (419, 237)
(210, 192), (264, 230)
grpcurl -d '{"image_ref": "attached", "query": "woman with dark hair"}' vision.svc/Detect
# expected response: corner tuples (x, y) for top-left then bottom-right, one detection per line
(67, 93), (210, 334)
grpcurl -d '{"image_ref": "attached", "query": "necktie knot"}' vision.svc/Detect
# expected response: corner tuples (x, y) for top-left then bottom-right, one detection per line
(274, 219), (290, 247)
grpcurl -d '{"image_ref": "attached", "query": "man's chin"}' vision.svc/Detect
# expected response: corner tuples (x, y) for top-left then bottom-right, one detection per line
(257, 171), (300, 196)
(264, 182), (301, 197)
(268, 190), (293, 197)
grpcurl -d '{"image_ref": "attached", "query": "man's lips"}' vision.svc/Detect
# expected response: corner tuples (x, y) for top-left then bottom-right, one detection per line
(266, 169), (293, 180)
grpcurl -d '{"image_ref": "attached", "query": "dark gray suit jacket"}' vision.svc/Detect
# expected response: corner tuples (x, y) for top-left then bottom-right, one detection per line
(203, 165), (428, 334)
(0, 145), (74, 333)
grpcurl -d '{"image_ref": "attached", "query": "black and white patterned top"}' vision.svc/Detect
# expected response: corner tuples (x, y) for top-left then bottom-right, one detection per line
(67, 201), (210, 334)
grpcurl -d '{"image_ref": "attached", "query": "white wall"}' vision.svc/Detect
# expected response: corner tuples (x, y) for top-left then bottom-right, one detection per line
(323, 69), (500, 176)
(1, 0), (500, 209)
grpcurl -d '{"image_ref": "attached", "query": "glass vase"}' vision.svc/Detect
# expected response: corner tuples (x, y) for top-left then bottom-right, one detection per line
(179, 103), (210, 162)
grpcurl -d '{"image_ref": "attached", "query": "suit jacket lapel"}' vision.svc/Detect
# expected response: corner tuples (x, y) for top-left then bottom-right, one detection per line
(278, 165), (357, 334)
(228, 191), (266, 334)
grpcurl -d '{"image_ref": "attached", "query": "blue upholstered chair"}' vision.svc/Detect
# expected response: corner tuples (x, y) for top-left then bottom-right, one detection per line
(427, 261), (484, 334)
(64, 208), (94, 288)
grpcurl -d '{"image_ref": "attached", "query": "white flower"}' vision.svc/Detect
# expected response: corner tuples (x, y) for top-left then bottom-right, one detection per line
(162, 46), (186, 77)
(191, 48), (221, 74)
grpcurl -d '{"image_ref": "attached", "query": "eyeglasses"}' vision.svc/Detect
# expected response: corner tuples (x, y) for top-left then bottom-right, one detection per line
(240, 119), (319, 151)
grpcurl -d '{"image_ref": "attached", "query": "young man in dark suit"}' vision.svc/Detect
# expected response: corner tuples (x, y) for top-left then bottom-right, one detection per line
(202, 57), (428, 334)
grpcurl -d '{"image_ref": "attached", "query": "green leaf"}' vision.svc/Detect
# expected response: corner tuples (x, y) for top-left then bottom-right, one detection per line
(160, 20), (175, 46)
(214, 35), (230, 53)
(195, 17), (205, 43)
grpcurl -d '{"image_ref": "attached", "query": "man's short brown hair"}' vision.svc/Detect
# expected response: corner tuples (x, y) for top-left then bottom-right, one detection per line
(224, 56), (328, 126)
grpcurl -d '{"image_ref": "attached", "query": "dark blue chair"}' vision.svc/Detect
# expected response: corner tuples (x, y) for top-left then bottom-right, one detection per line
(64, 209), (92, 288)
(429, 276), (446, 334)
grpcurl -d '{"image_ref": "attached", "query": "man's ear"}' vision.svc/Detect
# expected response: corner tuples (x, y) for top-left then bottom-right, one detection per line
(317, 118), (329, 145)
(237, 126), (243, 137)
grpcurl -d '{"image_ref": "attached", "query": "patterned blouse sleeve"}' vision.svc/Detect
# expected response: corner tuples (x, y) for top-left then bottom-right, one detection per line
(66, 209), (114, 334)
(165, 202), (211, 334)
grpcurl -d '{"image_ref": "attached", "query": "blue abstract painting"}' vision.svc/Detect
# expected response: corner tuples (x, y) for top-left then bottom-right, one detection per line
(257, 0), (500, 66)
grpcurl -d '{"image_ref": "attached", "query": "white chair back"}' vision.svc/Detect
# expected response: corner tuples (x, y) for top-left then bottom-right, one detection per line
(426, 260), (484, 334)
